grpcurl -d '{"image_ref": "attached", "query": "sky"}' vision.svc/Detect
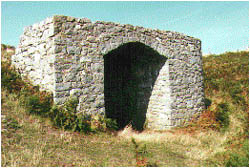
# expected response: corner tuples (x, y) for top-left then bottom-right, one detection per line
(1, 1), (249, 55)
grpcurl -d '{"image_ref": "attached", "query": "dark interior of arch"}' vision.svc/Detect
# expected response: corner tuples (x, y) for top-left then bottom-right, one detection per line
(104, 42), (167, 131)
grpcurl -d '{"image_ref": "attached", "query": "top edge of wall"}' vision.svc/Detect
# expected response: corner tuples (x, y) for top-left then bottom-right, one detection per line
(24, 15), (201, 42)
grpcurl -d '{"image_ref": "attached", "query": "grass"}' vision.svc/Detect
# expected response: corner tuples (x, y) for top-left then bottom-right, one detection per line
(2, 89), (200, 167)
(1, 89), (133, 166)
(1, 45), (249, 167)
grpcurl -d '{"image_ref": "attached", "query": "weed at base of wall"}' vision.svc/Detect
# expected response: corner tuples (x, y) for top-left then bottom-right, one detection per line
(48, 97), (118, 133)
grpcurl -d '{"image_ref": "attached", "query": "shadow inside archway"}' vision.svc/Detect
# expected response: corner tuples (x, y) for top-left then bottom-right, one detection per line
(104, 42), (167, 131)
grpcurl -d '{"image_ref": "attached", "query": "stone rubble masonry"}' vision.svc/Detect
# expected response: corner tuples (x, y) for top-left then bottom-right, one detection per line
(12, 15), (205, 130)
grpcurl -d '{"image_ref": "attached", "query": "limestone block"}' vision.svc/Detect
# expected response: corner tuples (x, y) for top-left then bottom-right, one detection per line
(54, 97), (67, 105)
(55, 83), (71, 91)
(66, 46), (77, 54)
(86, 36), (97, 43)
(70, 89), (82, 97)
(66, 16), (75, 22)
(42, 28), (53, 39)
(77, 17), (91, 23)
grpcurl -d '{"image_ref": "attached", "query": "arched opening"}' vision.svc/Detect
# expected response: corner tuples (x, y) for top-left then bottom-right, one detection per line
(104, 42), (167, 130)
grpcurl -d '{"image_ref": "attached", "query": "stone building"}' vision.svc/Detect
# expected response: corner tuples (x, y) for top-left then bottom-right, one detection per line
(12, 15), (205, 130)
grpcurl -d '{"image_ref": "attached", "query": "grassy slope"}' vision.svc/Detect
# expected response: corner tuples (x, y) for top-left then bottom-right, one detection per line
(1, 46), (249, 166)
(202, 51), (249, 166)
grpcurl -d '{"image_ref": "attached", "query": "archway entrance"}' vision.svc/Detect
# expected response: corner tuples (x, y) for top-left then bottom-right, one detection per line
(104, 42), (167, 130)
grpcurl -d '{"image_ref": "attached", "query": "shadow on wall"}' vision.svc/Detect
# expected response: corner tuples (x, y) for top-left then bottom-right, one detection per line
(104, 42), (167, 131)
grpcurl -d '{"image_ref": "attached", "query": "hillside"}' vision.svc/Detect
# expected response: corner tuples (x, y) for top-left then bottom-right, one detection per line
(1, 44), (249, 167)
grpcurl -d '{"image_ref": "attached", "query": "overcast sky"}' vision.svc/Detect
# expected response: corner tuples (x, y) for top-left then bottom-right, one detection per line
(1, 1), (249, 54)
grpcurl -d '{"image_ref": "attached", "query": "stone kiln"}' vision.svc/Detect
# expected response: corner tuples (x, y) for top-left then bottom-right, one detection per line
(12, 15), (205, 130)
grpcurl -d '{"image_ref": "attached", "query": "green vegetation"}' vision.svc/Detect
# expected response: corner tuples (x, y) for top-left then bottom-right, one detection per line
(49, 98), (118, 133)
(215, 102), (230, 131)
(1, 45), (249, 166)
(202, 51), (249, 166)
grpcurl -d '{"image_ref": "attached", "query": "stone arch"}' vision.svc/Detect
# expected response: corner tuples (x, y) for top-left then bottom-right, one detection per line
(99, 36), (168, 58)
(103, 41), (168, 130)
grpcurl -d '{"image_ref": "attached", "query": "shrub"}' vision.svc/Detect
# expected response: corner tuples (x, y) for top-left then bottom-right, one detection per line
(75, 115), (93, 133)
(204, 98), (212, 109)
(215, 103), (230, 130)
(23, 91), (53, 117)
(25, 95), (41, 114)
(1, 61), (26, 93)
(100, 117), (118, 131)
(49, 97), (118, 133)
(185, 109), (220, 133)
(229, 84), (246, 105)
(49, 97), (88, 132)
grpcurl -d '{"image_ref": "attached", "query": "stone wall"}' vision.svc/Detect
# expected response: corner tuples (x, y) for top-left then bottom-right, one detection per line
(12, 17), (56, 92)
(12, 15), (205, 130)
